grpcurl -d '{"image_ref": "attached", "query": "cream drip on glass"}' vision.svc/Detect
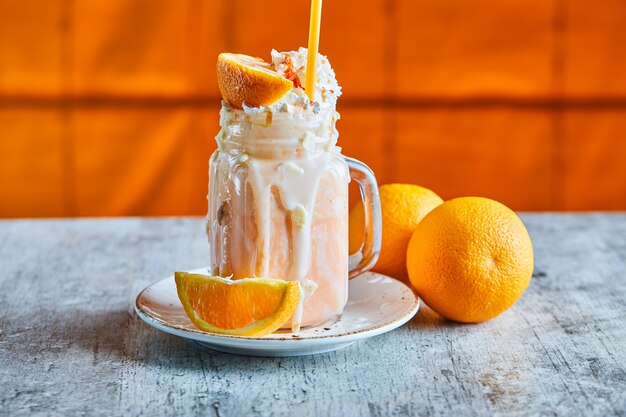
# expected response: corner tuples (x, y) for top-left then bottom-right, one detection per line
(207, 48), (348, 333)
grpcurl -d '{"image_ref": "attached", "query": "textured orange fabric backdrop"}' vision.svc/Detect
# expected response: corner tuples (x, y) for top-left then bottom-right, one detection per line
(1, 0), (625, 217)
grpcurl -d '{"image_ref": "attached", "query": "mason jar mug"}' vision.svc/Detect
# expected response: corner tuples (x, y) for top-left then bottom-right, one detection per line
(206, 107), (381, 330)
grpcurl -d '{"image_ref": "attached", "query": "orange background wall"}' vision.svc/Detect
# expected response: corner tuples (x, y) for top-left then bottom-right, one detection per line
(1, 0), (625, 217)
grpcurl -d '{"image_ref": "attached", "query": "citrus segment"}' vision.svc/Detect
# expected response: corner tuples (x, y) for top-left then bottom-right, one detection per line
(406, 197), (534, 323)
(175, 272), (300, 337)
(217, 53), (294, 109)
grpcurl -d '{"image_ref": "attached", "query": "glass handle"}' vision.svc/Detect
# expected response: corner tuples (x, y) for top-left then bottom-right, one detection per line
(346, 157), (382, 279)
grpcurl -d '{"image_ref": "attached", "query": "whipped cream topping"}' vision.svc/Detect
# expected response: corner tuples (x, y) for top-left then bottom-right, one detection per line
(238, 47), (341, 115)
(271, 48), (342, 105)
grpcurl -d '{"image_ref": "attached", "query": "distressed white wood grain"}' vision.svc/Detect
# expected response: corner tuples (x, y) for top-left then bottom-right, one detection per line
(0, 215), (624, 416)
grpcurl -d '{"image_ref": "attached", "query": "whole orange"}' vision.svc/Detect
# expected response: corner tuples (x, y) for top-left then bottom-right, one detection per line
(349, 184), (443, 282)
(406, 197), (533, 323)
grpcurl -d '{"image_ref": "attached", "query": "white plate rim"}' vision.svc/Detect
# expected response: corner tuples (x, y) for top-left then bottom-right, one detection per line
(134, 272), (420, 348)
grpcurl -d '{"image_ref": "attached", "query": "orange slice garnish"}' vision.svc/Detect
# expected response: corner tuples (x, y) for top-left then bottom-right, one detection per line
(216, 53), (294, 109)
(175, 272), (300, 337)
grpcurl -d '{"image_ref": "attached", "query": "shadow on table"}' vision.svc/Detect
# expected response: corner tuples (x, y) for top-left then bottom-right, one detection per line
(43, 308), (313, 368)
(406, 303), (471, 331)
(38, 304), (469, 370)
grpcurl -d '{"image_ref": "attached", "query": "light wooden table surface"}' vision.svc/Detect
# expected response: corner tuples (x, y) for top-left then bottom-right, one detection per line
(0, 215), (624, 417)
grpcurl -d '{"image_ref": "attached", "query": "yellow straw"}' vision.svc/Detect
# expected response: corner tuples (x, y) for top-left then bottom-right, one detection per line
(305, 0), (323, 102)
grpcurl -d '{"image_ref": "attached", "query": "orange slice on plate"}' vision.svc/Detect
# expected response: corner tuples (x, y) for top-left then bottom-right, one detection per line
(175, 272), (300, 337)
(217, 53), (294, 109)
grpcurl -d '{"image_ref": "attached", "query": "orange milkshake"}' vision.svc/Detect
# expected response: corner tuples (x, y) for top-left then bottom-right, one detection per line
(207, 48), (380, 331)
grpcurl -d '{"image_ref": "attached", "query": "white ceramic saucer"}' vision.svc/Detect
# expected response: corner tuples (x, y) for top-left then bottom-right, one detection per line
(135, 268), (419, 357)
